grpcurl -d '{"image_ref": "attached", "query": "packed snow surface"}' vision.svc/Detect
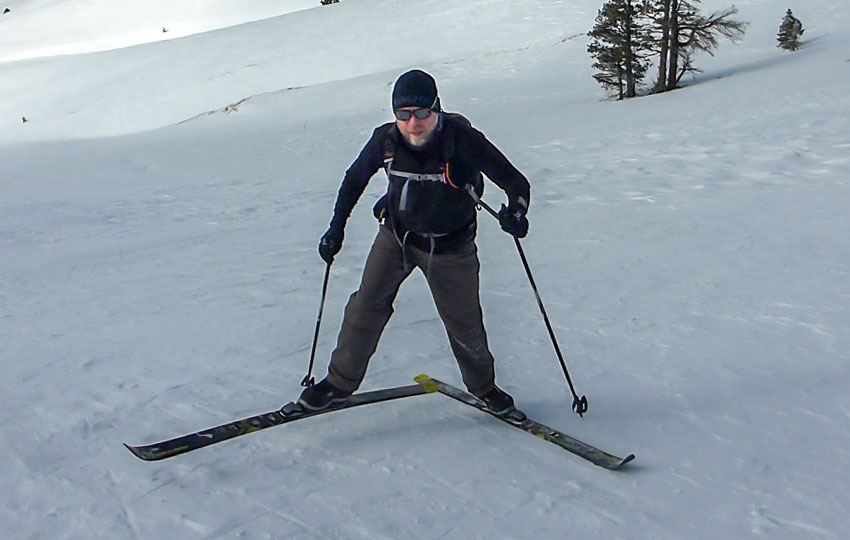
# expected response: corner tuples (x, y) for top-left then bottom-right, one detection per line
(1, 0), (849, 538)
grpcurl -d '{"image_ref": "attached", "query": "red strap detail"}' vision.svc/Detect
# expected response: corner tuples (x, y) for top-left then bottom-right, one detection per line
(444, 162), (458, 189)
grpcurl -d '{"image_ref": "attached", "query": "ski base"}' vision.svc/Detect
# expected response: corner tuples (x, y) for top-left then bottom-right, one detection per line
(415, 374), (634, 470)
(124, 382), (432, 461)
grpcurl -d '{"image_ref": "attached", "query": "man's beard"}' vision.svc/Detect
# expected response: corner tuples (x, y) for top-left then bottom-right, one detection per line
(404, 131), (434, 148)
(402, 115), (441, 149)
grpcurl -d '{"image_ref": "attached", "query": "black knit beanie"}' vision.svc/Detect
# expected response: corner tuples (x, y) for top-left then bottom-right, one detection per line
(392, 69), (441, 111)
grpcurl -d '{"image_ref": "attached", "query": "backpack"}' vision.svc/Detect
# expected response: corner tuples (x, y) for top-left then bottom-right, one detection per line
(373, 113), (483, 223)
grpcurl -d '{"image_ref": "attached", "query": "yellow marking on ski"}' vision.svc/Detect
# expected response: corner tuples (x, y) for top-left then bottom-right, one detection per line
(152, 445), (190, 460)
(414, 374), (440, 393)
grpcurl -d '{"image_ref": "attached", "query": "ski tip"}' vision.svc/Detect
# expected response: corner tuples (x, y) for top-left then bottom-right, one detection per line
(124, 441), (188, 462)
(123, 443), (148, 461)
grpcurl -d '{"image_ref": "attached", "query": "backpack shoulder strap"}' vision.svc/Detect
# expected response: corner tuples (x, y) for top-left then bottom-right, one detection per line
(441, 112), (483, 193)
(444, 112), (472, 129)
(441, 112), (474, 162)
(382, 125), (401, 171)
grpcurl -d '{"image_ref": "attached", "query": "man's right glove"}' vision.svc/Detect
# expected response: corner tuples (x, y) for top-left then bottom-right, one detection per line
(498, 199), (529, 238)
(318, 225), (344, 264)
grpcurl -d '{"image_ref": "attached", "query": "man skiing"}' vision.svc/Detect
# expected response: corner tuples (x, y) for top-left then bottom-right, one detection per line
(298, 69), (530, 416)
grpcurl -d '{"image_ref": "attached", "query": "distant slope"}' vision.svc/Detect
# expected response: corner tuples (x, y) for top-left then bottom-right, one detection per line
(0, 0), (591, 141)
(0, 0), (318, 62)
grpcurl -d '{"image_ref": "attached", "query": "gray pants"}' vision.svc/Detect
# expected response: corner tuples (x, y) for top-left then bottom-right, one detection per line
(326, 225), (496, 396)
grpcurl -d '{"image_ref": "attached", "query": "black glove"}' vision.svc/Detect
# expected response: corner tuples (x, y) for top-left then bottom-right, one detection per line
(318, 225), (344, 264)
(498, 200), (529, 238)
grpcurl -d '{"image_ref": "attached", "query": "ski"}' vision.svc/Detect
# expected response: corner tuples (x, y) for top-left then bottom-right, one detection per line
(414, 374), (635, 470)
(124, 382), (433, 461)
(126, 375), (634, 469)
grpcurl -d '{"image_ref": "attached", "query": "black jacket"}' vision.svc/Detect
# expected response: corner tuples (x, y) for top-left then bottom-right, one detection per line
(330, 113), (530, 252)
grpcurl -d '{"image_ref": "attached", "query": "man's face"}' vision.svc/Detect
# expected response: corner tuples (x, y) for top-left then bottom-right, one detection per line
(395, 107), (439, 148)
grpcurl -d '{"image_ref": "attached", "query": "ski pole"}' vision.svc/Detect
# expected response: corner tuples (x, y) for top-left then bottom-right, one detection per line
(466, 186), (589, 417)
(301, 262), (331, 388)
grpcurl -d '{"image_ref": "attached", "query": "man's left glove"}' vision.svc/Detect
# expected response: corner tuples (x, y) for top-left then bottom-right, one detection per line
(318, 225), (344, 264)
(498, 198), (529, 238)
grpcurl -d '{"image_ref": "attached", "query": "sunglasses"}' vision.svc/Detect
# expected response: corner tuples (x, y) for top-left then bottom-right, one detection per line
(394, 108), (434, 121)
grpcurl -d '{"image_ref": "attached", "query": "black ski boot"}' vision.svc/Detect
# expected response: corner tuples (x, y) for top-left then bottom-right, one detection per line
(478, 385), (516, 415)
(297, 378), (351, 411)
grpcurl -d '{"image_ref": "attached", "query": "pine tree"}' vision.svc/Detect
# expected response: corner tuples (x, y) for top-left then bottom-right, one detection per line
(644, 0), (672, 92)
(644, 0), (747, 92)
(777, 9), (804, 51)
(587, 0), (651, 99)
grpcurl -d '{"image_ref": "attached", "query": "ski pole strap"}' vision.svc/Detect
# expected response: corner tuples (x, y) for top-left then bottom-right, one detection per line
(465, 184), (498, 219)
(302, 262), (331, 388)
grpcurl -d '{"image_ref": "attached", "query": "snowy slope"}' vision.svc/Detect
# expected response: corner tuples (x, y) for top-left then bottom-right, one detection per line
(0, 0), (319, 62)
(0, 0), (584, 141)
(2, 1), (849, 538)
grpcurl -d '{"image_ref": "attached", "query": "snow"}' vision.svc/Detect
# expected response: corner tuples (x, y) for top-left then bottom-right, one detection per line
(1, 0), (849, 538)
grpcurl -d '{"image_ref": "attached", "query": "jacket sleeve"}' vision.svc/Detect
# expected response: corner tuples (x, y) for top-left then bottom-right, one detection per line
(329, 125), (390, 229)
(469, 128), (530, 211)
